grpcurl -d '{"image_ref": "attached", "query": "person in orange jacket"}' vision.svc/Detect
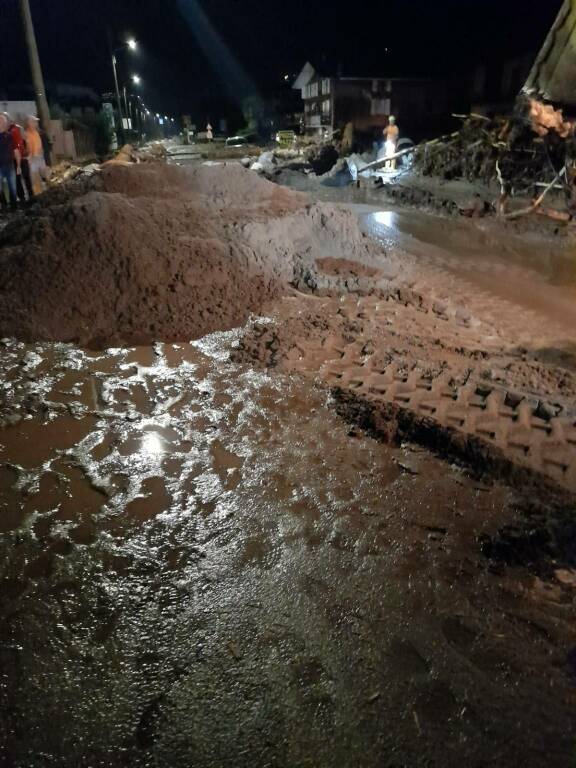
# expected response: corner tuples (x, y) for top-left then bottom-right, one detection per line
(383, 115), (399, 171)
(24, 116), (49, 196)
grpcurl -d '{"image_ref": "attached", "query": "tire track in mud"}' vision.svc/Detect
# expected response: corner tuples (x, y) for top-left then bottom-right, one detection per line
(234, 267), (576, 495)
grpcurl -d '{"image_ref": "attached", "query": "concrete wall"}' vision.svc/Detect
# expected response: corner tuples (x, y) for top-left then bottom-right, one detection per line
(48, 120), (96, 162)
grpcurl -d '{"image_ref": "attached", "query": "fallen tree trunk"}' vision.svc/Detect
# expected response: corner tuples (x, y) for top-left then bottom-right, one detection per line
(358, 132), (460, 174)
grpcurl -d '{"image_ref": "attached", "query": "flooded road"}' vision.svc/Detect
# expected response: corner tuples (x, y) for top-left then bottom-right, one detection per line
(358, 205), (576, 336)
(1, 334), (576, 767)
(275, 171), (576, 336)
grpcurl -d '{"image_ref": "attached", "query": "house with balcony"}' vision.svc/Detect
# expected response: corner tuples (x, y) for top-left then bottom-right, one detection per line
(293, 62), (452, 142)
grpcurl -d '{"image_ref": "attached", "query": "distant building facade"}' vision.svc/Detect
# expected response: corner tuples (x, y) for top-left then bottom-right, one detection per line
(293, 62), (451, 140)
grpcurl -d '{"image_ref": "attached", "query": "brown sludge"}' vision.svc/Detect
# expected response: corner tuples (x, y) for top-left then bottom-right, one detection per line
(0, 163), (401, 347)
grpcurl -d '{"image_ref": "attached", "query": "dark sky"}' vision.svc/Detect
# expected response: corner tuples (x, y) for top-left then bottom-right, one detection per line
(0, 0), (562, 126)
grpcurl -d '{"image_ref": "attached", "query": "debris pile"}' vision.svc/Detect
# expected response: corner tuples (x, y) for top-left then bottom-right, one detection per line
(48, 142), (168, 189)
(0, 163), (398, 346)
(413, 97), (575, 219)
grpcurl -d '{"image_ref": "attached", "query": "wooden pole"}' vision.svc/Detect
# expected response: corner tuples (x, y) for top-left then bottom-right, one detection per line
(108, 27), (126, 146)
(18, 0), (53, 164)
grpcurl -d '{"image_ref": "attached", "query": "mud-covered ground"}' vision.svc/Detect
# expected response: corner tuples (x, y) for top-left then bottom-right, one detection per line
(2, 163), (576, 767)
(1, 336), (576, 768)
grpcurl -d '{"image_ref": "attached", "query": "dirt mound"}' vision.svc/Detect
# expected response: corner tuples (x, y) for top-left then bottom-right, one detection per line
(0, 164), (398, 346)
(97, 163), (307, 213)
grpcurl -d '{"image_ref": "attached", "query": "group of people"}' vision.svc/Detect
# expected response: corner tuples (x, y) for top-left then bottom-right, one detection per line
(0, 112), (49, 210)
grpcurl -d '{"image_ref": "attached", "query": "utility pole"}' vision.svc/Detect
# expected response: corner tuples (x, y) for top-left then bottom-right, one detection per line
(18, 0), (53, 164)
(107, 27), (126, 145)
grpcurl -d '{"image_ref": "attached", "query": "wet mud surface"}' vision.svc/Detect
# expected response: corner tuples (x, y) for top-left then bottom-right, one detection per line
(1, 336), (576, 767)
(358, 206), (576, 336)
(2, 165), (576, 766)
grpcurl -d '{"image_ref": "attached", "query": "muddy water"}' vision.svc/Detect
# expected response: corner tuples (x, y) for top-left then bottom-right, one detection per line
(360, 206), (576, 286)
(272, 169), (576, 333)
(352, 204), (576, 336)
(1, 333), (576, 767)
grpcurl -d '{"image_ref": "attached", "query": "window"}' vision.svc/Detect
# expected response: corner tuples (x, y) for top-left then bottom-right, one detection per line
(321, 78), (331, 95)
(322, 99), (331, 115)
(310, 81), (319, 98)
(371, 98), (391, 116)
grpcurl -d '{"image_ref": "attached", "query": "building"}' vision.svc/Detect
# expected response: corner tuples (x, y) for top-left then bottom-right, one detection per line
(293, 62), (451, 142)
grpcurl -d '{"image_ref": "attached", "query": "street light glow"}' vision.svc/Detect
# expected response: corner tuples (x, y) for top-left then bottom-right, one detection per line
(132, 74), (141, 85)
(127, 38), (137, 51)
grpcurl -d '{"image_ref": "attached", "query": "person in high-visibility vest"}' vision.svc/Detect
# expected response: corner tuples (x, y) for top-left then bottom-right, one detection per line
(383, 116), (399, 171)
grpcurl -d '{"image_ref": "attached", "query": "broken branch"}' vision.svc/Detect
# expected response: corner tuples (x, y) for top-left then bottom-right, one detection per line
(502, 165), (566, 220)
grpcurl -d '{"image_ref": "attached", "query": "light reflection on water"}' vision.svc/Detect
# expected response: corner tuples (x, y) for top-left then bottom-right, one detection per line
(368, 210), (398, 230)
(141, 431), (165, 456)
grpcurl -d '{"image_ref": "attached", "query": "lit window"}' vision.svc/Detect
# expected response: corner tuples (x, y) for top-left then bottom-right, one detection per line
(322, 78), (331, 95)
(322, 99), (331, 115)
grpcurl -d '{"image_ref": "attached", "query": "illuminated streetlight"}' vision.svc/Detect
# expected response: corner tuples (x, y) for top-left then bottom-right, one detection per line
(110, 35), (138, 143)
(132, 74), (141, 85)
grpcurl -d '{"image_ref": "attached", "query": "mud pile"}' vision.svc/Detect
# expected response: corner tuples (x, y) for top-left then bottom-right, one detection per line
(0, 164), (401, 346)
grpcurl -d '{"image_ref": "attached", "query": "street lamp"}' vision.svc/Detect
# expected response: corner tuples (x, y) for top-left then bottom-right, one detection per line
(132, 74), (141, 85)
(109, 34), (138, 143)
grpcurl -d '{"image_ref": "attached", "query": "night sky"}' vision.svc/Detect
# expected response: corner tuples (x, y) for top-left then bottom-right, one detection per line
(0, 0), (562, 127)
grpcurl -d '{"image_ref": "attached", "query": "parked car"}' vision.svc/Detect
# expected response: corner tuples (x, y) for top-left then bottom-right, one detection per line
(225, 133), (260, 148)
(225, 135), (247, 147)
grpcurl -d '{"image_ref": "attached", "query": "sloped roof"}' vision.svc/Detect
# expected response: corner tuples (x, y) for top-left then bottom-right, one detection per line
(292, 62), (316, 90)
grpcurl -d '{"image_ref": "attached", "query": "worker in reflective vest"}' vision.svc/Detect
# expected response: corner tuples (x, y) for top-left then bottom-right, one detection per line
(383, 116), (399, 171)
